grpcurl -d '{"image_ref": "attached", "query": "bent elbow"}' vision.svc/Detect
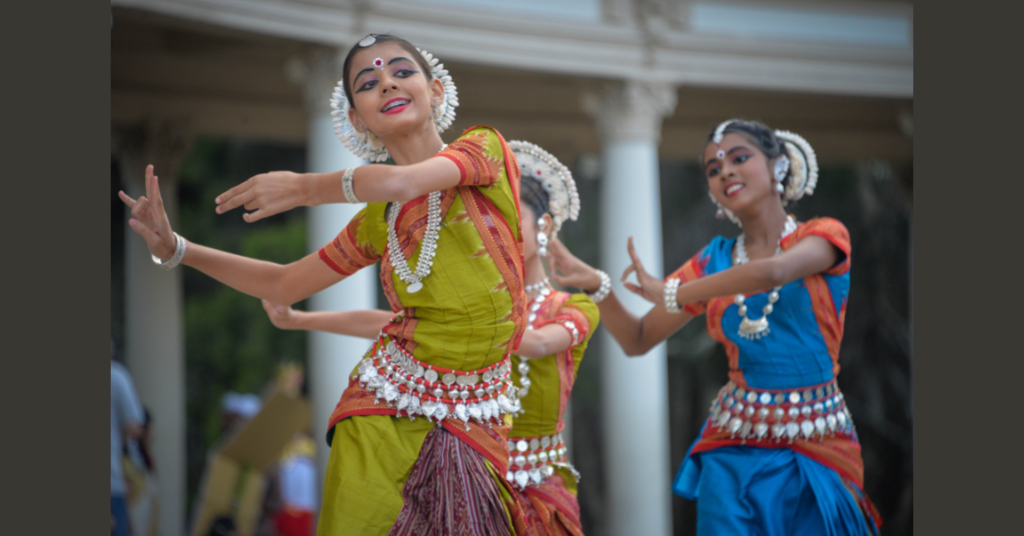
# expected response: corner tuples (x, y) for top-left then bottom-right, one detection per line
(623, 342), (651, 357)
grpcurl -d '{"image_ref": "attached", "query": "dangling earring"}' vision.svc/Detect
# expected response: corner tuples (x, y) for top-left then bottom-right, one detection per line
(537, 217), (549, 257)
(775, 182), (785, 193)
(716, 208), (726, 219)
(773, 155), (790, 182)
(537, 232), (549, 257)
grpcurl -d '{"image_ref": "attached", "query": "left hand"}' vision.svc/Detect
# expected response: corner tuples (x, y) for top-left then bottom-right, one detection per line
(215, 171), (310, 222)
(620, 236), (665, 305)
(261, 299), (299, 329)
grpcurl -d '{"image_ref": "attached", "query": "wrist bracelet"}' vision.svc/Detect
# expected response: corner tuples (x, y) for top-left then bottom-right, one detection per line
(342, 167), (361, 204)
(151, 232), (186, 270)
(664, 277), (682, 314)
(588, 270), (612, 304)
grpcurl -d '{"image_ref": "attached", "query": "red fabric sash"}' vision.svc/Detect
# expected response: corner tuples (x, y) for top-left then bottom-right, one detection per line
(519, 472), (582, 536)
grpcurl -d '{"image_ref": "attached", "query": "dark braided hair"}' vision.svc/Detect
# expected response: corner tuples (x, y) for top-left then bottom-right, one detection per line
(520, 175), (550, 220)
(341, 34), (435, 109)
(704, 119), (794, 192)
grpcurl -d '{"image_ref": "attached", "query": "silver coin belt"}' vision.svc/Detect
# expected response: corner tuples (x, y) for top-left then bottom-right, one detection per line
(505, 433), (579, 490)
(707, 380), (856, 443)
(357, 334), (523, 430)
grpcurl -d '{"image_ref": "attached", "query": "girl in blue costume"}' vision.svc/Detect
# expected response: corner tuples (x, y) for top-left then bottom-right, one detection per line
(546, 119), (881, 535)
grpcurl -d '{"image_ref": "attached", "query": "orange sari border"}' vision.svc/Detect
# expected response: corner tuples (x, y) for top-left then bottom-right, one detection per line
(520, 473), (583, 536)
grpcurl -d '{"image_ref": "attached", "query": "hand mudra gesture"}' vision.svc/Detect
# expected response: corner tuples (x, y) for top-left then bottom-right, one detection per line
(619, 237), (665, 305)
(547, 238), (603, 293)
(214, 170), (308, 223)
(118, 165), (177, 260)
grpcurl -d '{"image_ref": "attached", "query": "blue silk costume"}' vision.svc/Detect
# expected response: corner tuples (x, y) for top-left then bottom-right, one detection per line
(667, 218), (880, 536)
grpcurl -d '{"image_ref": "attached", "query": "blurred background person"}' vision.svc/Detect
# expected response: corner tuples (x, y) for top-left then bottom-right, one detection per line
(112, 338), (145, 536)
(124, 409), (160, 536)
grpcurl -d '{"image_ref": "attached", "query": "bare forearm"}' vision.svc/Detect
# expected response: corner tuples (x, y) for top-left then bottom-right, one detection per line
(307, 158), (461, 205)
(515, 325), (573, 359)
(291, 310), (393, 339)
(674, 259), (782, 306)
(182, 242), (336, 306)
(592, 288), (696, 356)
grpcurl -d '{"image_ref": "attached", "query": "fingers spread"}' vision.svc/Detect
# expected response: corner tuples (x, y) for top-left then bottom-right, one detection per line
(627, 237), (645, 273)
(151, 176), (164, 209)
(242, 209), (265, 223)
(217, 187), (257, 214)
(131, 197), (150, 220)
(216, 177), (255, 208)
(118, 190), (137, 208)
(621, 264), (636, 282)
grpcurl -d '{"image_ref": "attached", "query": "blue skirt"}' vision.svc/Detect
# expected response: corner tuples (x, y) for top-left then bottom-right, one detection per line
(673, 443), (874, 536)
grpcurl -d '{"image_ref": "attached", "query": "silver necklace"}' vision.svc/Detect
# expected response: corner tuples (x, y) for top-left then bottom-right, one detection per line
(385, 144), (447, 294)
(517, 279), (553, 399)
(733, 216), (797, 340)
(524, 278), (550, 295)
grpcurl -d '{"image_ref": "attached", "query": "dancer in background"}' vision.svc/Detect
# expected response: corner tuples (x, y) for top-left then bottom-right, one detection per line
(120, 33), (528, 535)
(546, 119), (881, 535)
(262, 141), (597, 536)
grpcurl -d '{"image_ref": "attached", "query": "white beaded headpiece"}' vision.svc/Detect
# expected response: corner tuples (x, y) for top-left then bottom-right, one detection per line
(329, 39), (459, 162)
(709, 119), (820, 225)
(509, 140), (580, 236)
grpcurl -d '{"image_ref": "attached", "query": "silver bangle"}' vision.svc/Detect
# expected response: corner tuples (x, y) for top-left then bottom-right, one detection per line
(664, 277), (682, 314)
(588, 270), (612, 304)
(151, 232), (186, 270)
(342, 167), (361, 204)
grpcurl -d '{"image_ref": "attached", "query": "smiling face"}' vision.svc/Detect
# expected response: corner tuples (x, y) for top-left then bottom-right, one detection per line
(345, 42), (445, 139)
(703, 132), (782, 215)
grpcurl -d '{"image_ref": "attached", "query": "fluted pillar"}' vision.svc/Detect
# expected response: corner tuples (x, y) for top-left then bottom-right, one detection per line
(289, 48), (379, 498)
(583, 80), (677, 536)
(114, 119), (191, 536)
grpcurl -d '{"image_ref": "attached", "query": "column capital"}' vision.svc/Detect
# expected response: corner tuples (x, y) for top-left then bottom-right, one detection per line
(582, 80), (677, 144)
(286, 47), (349, 116)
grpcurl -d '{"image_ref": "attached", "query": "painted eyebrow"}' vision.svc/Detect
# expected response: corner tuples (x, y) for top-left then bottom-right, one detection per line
(352, 67), (376, 86)
(353, 57), (417, 87)
(704, 146), (752, 168)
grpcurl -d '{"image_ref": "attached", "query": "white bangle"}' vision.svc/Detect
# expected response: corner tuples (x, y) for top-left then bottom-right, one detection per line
(664, 277), (682, 314)
(588, 270), (612, 304)
(151, 232), (186, 270)
(341, 167), (361, 204)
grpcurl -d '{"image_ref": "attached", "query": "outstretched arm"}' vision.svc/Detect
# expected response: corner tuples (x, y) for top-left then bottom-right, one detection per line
(262, 301), (393, 339)
(546, 239), (692, 357)
(548, 234), (839, 357)
(668, 236), (839, 306)
(213, 156), (464, 222)
(119, 165), (346, 306)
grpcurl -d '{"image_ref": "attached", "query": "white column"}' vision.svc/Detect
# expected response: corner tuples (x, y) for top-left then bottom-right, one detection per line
(290, 49), (379, 496)
(583, 81), (677, 536)
(115, 120), (191, 536)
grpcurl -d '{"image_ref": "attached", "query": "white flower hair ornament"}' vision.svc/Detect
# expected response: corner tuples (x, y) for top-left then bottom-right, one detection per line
(329, 41), (459, 162)
(509, 140), (580, 236)
(774, 130), (818, 204)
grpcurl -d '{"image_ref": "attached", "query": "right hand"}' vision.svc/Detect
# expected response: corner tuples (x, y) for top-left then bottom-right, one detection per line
(215, 170), (309, 223)
(118, 165), (177, 260)
(262, 299), (298, 329)
(547, 238), (603, 293)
